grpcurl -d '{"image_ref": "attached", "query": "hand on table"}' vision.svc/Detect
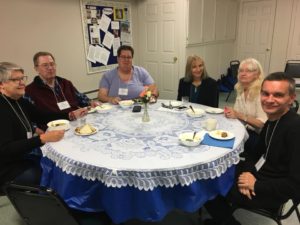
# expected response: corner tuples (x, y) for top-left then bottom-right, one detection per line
(40, 130), (65, 144)
(110, 97), (121, 105)
(69, 108), (88, 120)
(224, 106), (238, 119)
(90, 100), (102, 108)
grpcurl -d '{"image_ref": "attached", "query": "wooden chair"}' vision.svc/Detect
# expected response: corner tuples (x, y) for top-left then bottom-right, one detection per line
(234, 199), (300, 225)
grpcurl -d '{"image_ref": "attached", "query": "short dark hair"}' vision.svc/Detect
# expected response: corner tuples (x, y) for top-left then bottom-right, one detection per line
(33, 51), (55, 66)
(117, 45), (134, 57)
(262, 72), (296, 95)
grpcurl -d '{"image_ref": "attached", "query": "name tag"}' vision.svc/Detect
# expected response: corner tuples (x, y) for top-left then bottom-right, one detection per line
(27, 132), (33, 139)
(255, 155), (266, 171)
(57, 101), (71, 110)
(118, 88), (128, 96)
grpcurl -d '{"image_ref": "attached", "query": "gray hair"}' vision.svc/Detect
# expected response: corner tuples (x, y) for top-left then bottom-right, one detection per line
(0, 62), (24, 82)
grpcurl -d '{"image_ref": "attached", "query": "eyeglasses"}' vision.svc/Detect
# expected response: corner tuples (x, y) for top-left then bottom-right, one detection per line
(238, 69), (257, 73)
(8, 76), (28, 83)
(119, 56), (132, 60)
(38, 62), (56, 69)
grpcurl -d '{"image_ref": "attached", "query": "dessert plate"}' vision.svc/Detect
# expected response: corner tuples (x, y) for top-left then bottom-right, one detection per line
(208, 130), (235, 140)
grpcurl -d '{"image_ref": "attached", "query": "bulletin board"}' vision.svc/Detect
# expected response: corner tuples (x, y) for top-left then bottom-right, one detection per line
(80, 0), (132, 74)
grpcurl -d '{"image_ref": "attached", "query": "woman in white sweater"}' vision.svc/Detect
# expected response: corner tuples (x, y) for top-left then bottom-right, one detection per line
(224, 58), (267, 159)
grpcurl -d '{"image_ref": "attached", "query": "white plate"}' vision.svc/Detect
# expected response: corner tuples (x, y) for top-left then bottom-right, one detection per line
(74, 126), (98, 136)
(208, 130), (235, 140)
(205, 108), (224, 114)
(119, 100), (134, 108)
(47, 119), (70, 131)
(95, 104), (112, 113)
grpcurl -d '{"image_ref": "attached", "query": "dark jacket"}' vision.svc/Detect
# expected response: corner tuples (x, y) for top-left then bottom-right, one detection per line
(25, 76), (89, 114)
(177, 77), (219, 107)
(245, 110), (300, 202)
(0, 95), (68, 184)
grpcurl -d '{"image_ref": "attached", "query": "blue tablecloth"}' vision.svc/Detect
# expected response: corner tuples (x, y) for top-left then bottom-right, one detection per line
(41, 157), (235, 224)
(40, 100), (247, 224)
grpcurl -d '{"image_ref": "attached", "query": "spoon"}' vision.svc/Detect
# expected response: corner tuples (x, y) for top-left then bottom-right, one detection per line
(186, 131), (197, 142)
(189, 105), (195, 113)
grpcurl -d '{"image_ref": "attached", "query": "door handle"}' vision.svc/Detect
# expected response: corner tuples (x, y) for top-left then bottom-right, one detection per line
(173, 57), (178, 63)
(266, 48), (271, 51)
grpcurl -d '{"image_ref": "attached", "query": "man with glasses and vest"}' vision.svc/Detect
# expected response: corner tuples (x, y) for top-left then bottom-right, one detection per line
(25, 51), (94, 129)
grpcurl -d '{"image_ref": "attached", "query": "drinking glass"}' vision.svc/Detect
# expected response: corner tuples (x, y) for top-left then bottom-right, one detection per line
(181, 96), (189, 104)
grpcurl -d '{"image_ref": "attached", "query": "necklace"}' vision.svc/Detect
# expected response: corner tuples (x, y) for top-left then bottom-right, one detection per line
(1, 94), (32, 134)
(264, 118), (280, 159)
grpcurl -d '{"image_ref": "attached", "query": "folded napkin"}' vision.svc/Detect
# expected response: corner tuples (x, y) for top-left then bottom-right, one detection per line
(202, 133), (235, 149)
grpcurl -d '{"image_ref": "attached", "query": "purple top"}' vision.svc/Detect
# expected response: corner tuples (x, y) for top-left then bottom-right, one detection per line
(99, 66), (154, 100)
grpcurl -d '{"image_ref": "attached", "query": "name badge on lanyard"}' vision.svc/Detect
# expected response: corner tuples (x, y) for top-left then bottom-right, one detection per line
(57, 101), (71, 110)
(118, 88), (128, 96)
(27, 132), (33, 139)
(255, 155), (266, 171)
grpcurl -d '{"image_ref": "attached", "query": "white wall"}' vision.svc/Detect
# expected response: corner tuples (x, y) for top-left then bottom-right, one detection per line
(0, 0), (138, 93)
(186, 0), (239, 80)
(186, 42), (236, 80)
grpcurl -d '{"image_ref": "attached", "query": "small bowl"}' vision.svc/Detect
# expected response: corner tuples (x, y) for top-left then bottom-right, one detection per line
(47, 119), (70, 131)
(95, 104), (112, 113)
(119, 100), (134, 108)
(186, 108), (205, 117)
(179, 132), (203, 147)
(170, 101), (182, 107)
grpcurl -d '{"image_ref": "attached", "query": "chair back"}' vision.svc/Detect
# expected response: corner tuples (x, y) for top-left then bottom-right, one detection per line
(291, 100), (299, 113)
(284, 60), (300, 78)
(4, 183), (79, 225)
(230, 60), (240, 78)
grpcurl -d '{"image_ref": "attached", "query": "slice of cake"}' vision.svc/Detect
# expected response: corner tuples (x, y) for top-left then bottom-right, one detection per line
(76, 124), (96, 134)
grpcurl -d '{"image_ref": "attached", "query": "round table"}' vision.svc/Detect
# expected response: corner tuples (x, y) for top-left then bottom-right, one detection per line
(40, 100), (248, 224)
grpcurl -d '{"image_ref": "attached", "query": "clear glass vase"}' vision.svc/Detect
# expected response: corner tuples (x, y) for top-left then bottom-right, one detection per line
(142, 103), (150, 122)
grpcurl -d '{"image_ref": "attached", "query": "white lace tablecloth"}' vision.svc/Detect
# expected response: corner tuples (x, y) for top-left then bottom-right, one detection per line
(41, 100), (247, 191)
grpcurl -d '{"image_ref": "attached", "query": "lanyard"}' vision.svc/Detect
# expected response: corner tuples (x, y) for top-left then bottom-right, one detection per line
(264, 119), (280, 159)
(1, 94), (32, 134)
(47, 79), (68, 104)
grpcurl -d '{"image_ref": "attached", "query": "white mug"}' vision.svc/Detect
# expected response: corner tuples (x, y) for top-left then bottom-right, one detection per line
(204, 118), (217, 131)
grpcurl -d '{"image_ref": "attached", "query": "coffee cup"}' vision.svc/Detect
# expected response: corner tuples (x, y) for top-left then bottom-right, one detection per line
(204, 118), (217, 131)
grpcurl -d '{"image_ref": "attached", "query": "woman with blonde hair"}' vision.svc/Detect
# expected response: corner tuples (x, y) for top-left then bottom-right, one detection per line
(224, 58), (267, 158)
(177, 55), (219, 107)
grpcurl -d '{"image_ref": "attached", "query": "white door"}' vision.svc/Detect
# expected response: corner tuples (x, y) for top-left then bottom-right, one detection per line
(237, 0), (276, 74)
(137, 0), (186, 100)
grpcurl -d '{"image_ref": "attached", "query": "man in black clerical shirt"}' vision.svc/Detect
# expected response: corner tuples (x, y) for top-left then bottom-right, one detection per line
(203, 72), (300, 225)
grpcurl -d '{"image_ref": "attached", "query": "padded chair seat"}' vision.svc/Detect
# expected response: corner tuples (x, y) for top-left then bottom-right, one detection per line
(234, 199), (300, 225)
